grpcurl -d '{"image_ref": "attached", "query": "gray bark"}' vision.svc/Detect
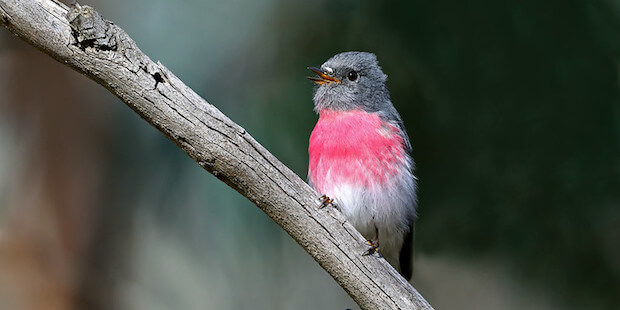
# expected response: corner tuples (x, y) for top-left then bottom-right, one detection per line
(0, 1), (434, 309)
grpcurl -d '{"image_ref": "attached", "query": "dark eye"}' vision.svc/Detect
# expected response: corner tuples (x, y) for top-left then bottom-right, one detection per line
(347, 70), (358, 81)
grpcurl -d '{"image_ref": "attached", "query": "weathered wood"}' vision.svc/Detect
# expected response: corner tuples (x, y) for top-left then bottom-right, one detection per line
(0, 1), (433, 309)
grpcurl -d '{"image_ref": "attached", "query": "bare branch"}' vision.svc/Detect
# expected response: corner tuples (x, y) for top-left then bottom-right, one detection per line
(0, 1), (433, 309)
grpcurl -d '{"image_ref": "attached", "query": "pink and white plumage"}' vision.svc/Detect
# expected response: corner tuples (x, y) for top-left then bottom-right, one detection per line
(307, 52), (417, 280)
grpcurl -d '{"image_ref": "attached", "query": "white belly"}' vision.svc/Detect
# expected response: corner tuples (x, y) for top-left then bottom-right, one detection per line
(323, 161), (417, 268)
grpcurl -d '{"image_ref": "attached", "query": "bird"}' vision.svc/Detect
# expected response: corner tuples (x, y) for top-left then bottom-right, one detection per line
(307, 52), (417, 280)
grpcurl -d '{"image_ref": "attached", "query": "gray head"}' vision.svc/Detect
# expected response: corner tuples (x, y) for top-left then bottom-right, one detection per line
(308, 52), (392, 113)
(308, 51), (411, 152)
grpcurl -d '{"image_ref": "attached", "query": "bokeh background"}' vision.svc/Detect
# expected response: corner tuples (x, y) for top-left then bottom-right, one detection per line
(1, 0), (619, 309)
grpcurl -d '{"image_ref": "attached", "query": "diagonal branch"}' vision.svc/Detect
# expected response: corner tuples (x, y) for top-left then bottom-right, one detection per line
(0, 1), (433, 309)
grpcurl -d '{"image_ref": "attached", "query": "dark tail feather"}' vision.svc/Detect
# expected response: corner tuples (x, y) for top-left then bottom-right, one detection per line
(399, 223), (415, 281)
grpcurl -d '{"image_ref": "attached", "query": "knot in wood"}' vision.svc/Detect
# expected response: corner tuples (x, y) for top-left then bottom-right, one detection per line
(67, 3), (117, 51)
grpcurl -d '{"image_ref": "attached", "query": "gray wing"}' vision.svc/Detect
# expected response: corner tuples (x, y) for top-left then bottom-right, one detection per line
(381, 101), (416, 280)
(376, 100), (413, 155)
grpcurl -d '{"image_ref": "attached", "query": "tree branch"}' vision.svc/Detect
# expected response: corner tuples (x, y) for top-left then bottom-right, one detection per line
(0, 1), (433, 309)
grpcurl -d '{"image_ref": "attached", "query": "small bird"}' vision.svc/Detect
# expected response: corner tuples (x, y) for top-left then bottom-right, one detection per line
(307, 52), (417, 280)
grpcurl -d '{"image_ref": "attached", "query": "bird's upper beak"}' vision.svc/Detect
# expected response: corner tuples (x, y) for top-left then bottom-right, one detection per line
(307, 67), (341, 85)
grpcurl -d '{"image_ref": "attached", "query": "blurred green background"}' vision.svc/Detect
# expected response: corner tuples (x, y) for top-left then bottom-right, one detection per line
(0, 0), (619, 309)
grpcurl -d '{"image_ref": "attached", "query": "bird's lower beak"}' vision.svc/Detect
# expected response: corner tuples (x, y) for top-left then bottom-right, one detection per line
(307, 67), (341, 85)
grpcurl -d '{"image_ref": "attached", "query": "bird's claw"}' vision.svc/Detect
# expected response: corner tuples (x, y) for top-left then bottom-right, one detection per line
(319, 194), (336, 209)
(362, 240), (381, 257)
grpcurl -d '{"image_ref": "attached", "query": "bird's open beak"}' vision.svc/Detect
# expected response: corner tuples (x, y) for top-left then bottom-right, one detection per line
(307, 67), (341, 85)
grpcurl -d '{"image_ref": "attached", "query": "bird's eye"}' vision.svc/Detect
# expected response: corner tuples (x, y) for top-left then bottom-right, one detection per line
(347, 70), (358, 81)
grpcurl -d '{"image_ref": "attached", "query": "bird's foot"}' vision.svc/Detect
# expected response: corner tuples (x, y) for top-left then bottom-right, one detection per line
(362, 240), (381, 257)
(319, 194), (337, 209)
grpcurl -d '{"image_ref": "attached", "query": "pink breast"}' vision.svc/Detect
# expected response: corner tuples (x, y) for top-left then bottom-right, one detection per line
(308, 109), (406, 193)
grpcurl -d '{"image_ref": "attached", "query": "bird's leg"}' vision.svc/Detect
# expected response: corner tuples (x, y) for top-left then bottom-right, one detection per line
(363, 225), (381, 256)
(319, 194), (337, 209)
